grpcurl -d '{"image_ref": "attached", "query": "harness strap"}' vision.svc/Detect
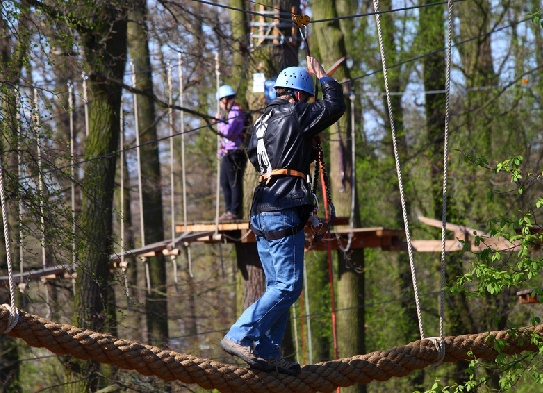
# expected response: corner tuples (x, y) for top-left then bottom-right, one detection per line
(250, 221), (306, 241)
(259, 168), (306, 184)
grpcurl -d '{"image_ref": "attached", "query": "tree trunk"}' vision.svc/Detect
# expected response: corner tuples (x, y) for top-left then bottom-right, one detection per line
(70, 2), (127, 391)
(313, 2), (365, 392)
(127, 1), (169, 356)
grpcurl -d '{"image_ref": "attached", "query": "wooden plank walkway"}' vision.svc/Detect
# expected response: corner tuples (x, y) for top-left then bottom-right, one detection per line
(5, 216), (527, 284)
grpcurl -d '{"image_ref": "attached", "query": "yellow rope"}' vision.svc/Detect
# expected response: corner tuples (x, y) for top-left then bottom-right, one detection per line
(1, 305), (541, 393)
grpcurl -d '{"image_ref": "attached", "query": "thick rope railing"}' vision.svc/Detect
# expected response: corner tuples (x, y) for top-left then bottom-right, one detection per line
(2, 305), (542, 393)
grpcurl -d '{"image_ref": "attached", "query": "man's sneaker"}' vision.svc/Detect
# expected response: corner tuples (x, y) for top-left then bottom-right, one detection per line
(220, 338), (267, 368)
(261, 358), (302, 375)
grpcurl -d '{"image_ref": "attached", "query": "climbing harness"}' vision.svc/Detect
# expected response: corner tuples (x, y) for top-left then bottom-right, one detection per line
(250, 221), (307, 242)
(250, 169), (309, 241)
(258, 168), (307, 184)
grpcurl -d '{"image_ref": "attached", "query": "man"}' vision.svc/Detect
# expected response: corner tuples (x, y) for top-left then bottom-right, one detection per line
(220, 56), (346, 375)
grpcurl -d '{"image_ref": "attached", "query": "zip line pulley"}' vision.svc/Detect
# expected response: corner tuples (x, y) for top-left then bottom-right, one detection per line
(292, 13), (311, 56)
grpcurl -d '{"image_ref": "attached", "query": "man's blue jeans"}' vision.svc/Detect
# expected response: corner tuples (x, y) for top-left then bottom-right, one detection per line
(224, 208), (305, 359)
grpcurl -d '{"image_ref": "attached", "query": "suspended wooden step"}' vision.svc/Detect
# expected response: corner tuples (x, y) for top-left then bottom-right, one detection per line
(415, 216), (522, 252)
(517, 289), (539, 304)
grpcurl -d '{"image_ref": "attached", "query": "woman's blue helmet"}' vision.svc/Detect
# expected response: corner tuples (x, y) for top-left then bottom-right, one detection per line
(216, 85), (236, 100)
(274, 67), (314, 96)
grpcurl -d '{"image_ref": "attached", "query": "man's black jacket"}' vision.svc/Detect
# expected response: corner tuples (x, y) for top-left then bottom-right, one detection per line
(247, 77), (346, 214)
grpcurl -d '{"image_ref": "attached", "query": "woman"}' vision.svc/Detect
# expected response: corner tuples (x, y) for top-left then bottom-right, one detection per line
(215, 85), (248, 221)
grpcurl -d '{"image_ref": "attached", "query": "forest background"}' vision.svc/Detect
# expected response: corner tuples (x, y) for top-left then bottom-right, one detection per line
(2, 0), (543, 392)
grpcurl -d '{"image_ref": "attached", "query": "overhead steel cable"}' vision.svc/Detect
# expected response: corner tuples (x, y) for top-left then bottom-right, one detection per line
(192, 0), (466, 23)
(14, 15), (532, 185)
(352, 16), (530, 83)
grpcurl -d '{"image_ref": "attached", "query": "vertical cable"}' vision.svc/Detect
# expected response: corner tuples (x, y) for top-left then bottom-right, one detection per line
(214, 52), (221, 232)
(372, 0), (425, 339)
(82, 74), (90, 137)
(303, 263), (313, 364)
(69, 82), (76, 294)
(168, 65), (179, 289)
(33, 88), (46, 270)
(168, 65), (176, 241)
(16, 92), (24, 286)
(179, 54), (188, 231)
(439, 0), (455, 346)
(120, 97), (128, 291)
(131, 62), (150, 294)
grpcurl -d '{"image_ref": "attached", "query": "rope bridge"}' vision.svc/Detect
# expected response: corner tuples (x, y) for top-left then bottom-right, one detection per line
(1, 305), (542, 393)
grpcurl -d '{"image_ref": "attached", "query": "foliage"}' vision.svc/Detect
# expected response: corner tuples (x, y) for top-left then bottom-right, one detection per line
(528, 10), (543, 28)
(453, 154), (543, 297)
(423, 155), (543, 393)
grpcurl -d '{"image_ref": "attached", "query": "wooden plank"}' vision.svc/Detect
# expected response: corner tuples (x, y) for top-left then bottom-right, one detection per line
(0, 266), (72, 284)
(411, 239), (463, 252)
(306, 232), (404, 251)
(175, 217), (351, 236)
(418, 216), (483, 236)
(470, 237), (520, 252)
(517, 289), (539, 304)
(175, 221), (249, 233)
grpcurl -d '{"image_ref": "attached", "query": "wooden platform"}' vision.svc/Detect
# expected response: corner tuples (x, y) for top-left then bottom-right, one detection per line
(3, 216), (530, 284)
(106, 217), (405, 263)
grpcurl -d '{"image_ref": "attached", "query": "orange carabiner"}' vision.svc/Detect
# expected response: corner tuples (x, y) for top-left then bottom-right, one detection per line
(292, 14), (310, 28)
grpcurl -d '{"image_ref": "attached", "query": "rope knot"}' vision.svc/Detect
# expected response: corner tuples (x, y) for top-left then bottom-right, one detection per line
(425, 337), (446, 364)
(1, 304), (19, 334)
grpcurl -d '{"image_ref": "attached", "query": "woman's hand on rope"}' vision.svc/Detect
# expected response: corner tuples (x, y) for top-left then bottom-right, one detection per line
(213, 112), (222, 124)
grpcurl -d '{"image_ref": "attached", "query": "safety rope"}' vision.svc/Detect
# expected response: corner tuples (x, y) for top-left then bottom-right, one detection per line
(1, 305), (542, 393)
(438, 0), (455, 353)
(372, 0), (426, 341)
(0, 160), (19, 334)
(372, 0), (453, 362)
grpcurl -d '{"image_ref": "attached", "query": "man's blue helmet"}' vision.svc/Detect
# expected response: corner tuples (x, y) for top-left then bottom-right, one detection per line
(216, 85), (236, 100)
(274, 67), (314, 96)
